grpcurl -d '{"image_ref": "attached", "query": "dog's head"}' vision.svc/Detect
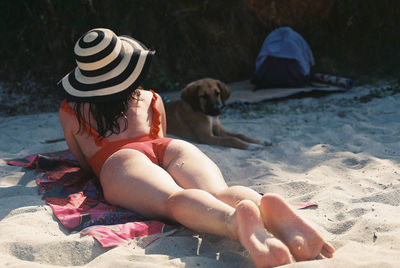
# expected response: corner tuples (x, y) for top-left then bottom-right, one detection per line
(181, 78), (230, 116)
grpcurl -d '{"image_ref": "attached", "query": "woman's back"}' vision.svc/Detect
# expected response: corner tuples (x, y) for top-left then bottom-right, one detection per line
(59, 90), (166, 161)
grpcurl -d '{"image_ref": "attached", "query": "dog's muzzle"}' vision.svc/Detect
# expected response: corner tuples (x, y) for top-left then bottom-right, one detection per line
(205, 104), (225, 116)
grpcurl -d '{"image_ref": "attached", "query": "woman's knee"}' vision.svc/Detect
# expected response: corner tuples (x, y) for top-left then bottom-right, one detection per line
(165, 189), (188, 211)
(214, 185), (262, 206)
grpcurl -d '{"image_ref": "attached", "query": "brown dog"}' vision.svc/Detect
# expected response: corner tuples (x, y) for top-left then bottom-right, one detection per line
(165, 78), (270, 150)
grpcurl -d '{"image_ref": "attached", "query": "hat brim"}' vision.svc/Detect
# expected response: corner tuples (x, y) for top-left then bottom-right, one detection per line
(59, 36), (154, 103)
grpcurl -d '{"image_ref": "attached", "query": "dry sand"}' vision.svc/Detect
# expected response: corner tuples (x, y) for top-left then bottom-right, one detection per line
(1, 81), (400, 267)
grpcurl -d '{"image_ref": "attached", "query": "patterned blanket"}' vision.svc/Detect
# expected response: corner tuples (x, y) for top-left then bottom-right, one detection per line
(5, 150), (179, 247)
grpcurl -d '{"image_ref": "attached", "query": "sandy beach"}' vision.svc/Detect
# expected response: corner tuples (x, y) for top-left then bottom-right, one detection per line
(1, 80), (400, 267)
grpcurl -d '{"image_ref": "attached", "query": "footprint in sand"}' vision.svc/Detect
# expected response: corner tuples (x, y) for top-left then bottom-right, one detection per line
(342, 157), (370, 170)
(335, 208), (367, 221)
(327, 220), (356, 235)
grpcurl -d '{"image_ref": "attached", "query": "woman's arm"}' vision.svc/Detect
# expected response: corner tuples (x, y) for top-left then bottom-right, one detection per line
(59, 107), (92, 172)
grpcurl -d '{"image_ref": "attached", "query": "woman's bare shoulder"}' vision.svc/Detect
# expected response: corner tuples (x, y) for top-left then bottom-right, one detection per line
(58, 101), (78, 130)
(134, 89), (155, 107)
(138, 89), (154, 99)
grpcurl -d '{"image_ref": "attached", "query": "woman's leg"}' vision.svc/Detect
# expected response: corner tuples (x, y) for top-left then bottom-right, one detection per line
(162, 140), (262, 207)
(167, 190), (292, 267)
(100, 149), (291, 267)
(163, 140), (335, 261)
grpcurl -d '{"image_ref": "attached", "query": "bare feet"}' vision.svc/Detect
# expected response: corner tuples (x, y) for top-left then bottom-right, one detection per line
(260, 194), (335, 261)
(232, 200), (292, 268)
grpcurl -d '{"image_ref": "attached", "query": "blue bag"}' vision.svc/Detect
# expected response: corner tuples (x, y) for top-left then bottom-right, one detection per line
(251, 27), (315, 88)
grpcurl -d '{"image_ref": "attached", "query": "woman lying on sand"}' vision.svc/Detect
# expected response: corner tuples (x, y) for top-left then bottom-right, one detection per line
(58, 28), (334, 267)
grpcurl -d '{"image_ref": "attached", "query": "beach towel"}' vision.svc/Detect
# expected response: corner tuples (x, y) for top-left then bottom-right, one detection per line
(226, 76), (353, 106)
(161, 76), (353, 108)
(5, 150), (180, 248)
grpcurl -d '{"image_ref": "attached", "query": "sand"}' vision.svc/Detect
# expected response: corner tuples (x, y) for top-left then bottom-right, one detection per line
(1, 81), (400, 267)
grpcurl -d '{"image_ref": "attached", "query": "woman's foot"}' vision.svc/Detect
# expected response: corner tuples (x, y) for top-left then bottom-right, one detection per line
(231, 200), (292, 268)
(260, 194), (335, 261)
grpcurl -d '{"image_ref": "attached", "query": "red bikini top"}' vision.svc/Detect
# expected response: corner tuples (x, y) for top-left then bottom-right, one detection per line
(60, 90), (161, 146)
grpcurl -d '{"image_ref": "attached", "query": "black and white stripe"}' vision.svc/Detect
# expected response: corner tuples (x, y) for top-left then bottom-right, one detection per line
(59, 28), (154, 102)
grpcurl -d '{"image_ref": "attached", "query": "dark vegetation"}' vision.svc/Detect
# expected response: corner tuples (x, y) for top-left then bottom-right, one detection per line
(0, 0), (399, 115)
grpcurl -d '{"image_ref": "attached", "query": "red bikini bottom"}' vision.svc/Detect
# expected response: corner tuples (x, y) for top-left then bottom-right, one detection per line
(87, 136), (173, 177)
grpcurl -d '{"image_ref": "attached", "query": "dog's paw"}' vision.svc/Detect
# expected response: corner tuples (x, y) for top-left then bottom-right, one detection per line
(247, 144), (265, 151)
(261, 139), (272, 146)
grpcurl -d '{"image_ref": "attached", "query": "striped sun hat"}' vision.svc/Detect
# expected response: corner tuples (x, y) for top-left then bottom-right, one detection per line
(59, 28), (154, 102)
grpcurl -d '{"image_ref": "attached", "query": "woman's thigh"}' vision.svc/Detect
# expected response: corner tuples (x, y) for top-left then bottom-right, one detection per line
(100, 148), (182, 219)
(162, 139), (228, 194)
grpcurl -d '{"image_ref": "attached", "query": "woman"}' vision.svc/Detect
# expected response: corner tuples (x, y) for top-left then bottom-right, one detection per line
(58, 28), (334, 267)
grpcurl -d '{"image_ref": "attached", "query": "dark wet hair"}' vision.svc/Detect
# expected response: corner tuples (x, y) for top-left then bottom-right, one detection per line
(73, 89), (141, 138)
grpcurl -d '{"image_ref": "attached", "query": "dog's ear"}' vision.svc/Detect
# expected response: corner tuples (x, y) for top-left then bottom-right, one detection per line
(181, 82), (200, 110)
(216, 80), (230, 103)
